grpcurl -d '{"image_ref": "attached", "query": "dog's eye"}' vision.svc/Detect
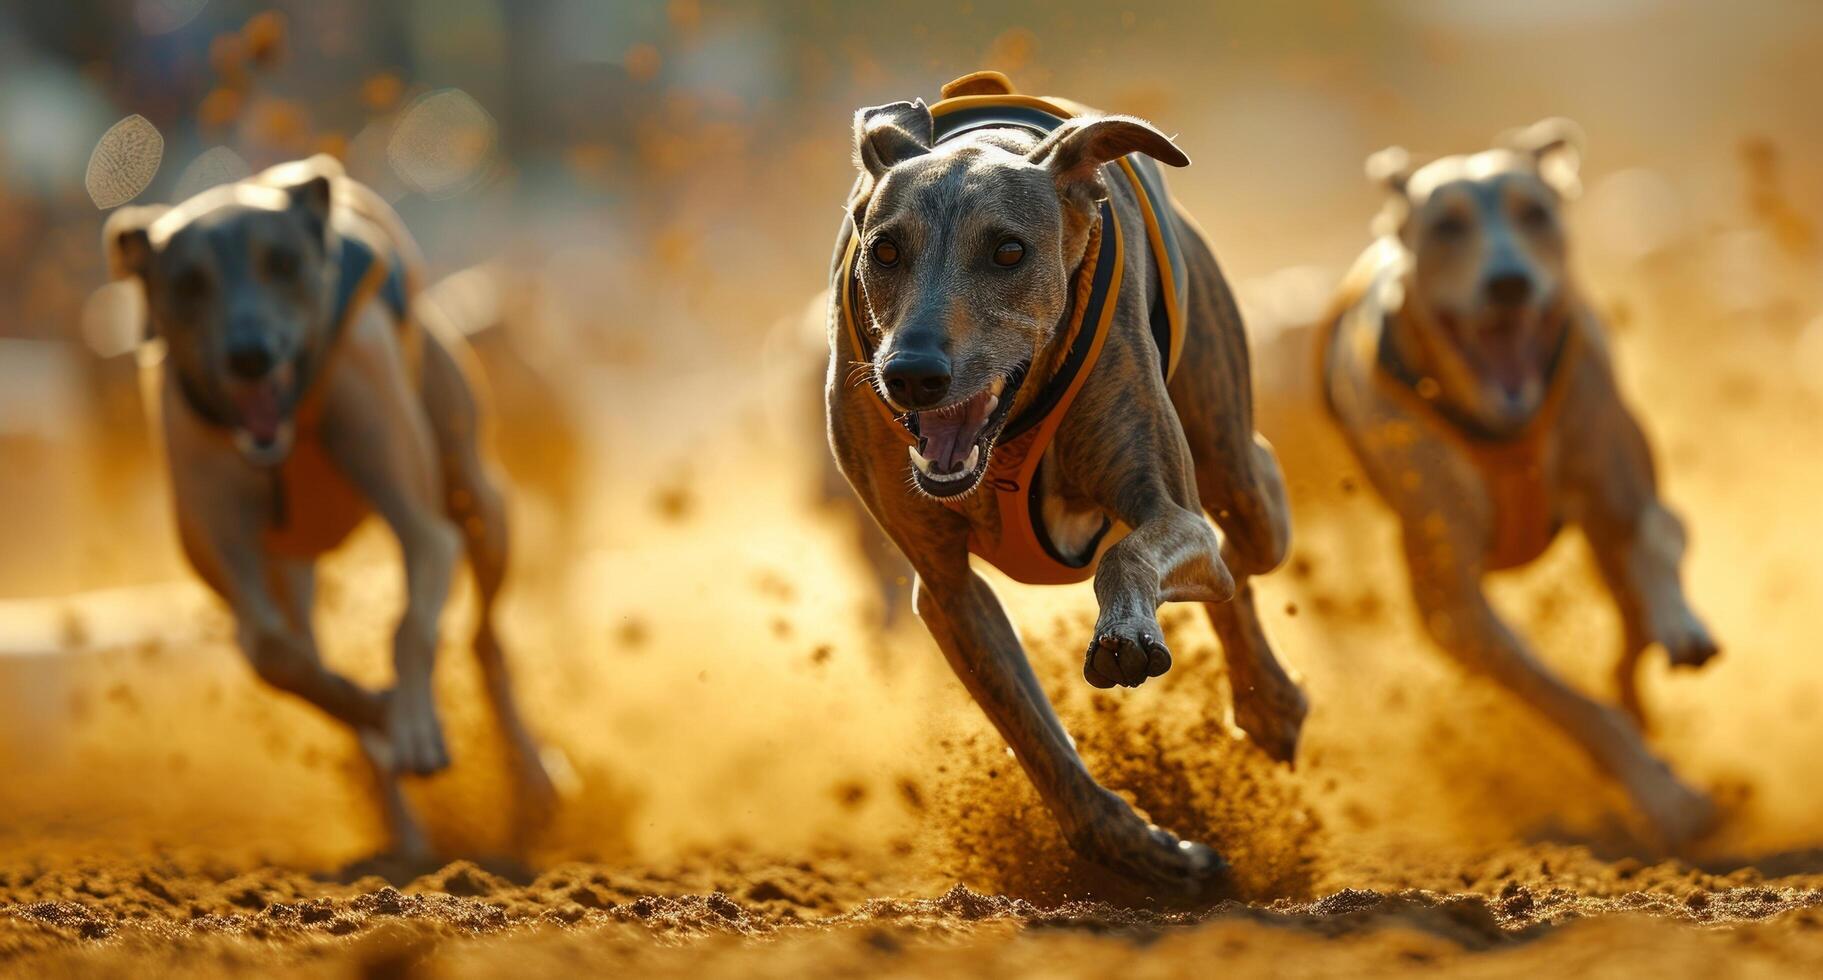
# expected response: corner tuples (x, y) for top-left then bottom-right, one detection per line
(1432, 214), (1469, 241)
(993, 238), (1025, 268)
(871, 237), (900, 268)
(1519, 202), (1553, 229)
(264, 248), (300, 280)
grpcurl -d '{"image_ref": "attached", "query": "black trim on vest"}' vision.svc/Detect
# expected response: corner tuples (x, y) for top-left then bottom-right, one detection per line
(1124, 155), (1186, 383)
(931, 104), (1068, 143)
(1028, 462), (1114, 569)
(1002, 199), (1118, 443)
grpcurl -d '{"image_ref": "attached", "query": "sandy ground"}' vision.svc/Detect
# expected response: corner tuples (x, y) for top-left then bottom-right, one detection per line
(7, 842), (1823, 978)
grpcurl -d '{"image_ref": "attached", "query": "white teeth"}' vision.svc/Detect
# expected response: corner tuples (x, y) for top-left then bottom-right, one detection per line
(909, 443), (981, 483)
(982, 395), (999, 418)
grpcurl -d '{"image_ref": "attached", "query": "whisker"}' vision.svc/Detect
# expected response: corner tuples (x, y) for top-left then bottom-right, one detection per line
(845, 360), (876, 390)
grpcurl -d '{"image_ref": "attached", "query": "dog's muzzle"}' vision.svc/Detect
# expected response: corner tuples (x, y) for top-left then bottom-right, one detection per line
(224, 359), (299, 465)
(904, 366), (1025, 498)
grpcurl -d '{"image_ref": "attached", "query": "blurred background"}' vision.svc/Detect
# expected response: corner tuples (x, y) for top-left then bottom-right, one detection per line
(1, 0), (1821, 891)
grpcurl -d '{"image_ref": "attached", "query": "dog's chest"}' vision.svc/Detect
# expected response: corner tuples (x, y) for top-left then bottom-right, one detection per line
(1466, 435), (1564, 570)
(1031, 453), (1114, 566)
(263, 433), (370, 558)
(1038, 490), (1110, 565)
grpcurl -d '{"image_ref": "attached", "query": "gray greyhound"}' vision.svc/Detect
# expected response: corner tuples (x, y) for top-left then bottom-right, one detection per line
(1320, 120), (1718, 847)
(826, 72), (1305, 887)
(102, 155), (557, 857)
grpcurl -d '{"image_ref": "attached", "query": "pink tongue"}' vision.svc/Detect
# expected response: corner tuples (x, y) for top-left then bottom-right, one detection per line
(916, 391), (994, 473)
(1481, 328), (1531, 397)
(231, 382), (282, 443)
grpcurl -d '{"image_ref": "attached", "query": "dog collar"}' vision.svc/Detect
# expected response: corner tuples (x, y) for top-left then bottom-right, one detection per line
(840, 72), (1188, 585)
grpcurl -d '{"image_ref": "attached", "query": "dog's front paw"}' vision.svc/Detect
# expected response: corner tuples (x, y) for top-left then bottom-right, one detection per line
(384, 683), (450, 776)
(1662, 616), (1720, 670)
(1084, 617), (1172, 689)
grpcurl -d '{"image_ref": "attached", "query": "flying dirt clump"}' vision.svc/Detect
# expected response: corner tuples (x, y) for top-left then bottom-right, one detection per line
(918, 607), (1322, 905)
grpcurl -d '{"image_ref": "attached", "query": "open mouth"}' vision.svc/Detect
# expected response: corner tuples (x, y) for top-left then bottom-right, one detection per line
(904, 365), (1026, 499)
(1441, 311), (1539, 401)
(225, 360), (297, 460)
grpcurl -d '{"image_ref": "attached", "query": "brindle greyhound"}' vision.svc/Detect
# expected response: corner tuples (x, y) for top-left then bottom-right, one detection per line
(1320, 120), (1719, 847)
(102, 155), (558, 857)
(826, 72), (1305, 887)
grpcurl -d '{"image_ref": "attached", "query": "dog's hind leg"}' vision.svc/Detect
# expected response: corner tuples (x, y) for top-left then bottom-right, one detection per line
(267, 558), (432, 859)
(420, 327), (560, 842)
(1193, 435), (1306, 765)
(915, 570), (1227, 888)
(1168, 239), (1306, 763)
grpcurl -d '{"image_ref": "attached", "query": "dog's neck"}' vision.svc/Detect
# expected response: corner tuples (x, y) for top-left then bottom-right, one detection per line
(1009, 205), (1105, 424)
(1381, 269), (1578, 442)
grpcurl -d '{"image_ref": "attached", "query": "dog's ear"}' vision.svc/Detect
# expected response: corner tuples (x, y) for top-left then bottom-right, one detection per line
(1029, 114), (1188, 210)
(853, 100), (933, 180)
(1503, 117), (1584, 198)
(285, 172), (333, 245)
(1364, 146), (1416, 238)
(1365, 145), (1414, 197)
(102, 204), (169, 282)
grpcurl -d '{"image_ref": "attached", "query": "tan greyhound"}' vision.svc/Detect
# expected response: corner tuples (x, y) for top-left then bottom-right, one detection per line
(102, 155), (557, 857)
(1319, 120), (1718, 847)
(826, 72), (1305, 888)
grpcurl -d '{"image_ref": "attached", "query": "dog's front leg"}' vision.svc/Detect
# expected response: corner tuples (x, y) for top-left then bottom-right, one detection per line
(1405, 535), (1715, 848)
(1085, 501), (1235, 689)
(173, 495), (388, 734)
(1586, 501), (1718, 726)
(1568, 394), (1718, 726)
(217, 557), (389, 734)
(915, 567), (1226, 887)
(321, 317), (462, 777)
(268, 558), (431, 858)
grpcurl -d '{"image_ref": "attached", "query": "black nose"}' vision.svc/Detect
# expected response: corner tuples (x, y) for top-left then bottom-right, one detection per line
(1485, 273), (1534, 308)
(226, 343), (275, 380)
(881, 351), (952, 409)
